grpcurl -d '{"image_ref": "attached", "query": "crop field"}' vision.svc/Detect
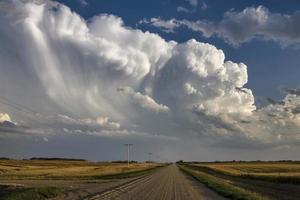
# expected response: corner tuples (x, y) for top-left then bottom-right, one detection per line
(0, 159), (159, 180)
(0, 159), (162, 200)
(190, 161), (300, 183)
(2, 160), (300, 200)
(179, 162), (300, 200)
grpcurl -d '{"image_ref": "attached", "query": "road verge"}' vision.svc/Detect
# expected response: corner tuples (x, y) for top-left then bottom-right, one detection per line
(178, 164), (269, 200)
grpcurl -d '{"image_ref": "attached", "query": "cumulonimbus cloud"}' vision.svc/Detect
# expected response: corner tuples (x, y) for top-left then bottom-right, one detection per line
(0, 0), (300, 149)
(117, 87), (169, 113)
(141, 6), (300, 46)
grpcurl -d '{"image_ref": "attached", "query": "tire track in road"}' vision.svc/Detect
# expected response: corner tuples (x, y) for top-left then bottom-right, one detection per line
(87, 164), (227, 200)
(86, 172), (154, 200)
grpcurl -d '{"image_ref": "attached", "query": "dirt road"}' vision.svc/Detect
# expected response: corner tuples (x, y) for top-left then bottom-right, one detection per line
(87, 164), (226, 200)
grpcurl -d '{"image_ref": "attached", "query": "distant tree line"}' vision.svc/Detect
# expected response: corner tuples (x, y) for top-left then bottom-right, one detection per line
(29, 157), (87, 161)
(184, 160), (300, 164)
(111, 160), (138, 163)
(0, 157), (10, 160)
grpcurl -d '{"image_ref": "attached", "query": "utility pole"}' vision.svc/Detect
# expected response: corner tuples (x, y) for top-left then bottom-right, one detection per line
(124, 144), (133, 167)
(148, 152), (152, 163)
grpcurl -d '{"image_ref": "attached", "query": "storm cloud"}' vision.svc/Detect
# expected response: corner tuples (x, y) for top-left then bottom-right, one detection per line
(0, 0), (300, 160)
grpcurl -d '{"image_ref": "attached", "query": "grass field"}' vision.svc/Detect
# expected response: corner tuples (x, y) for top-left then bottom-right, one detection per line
(178, 165), (269, 200)
(0, 159), (160, 180)
(189, 161), (300, 183)
(0, 159), (163, 200)
(179, 162), (300, 200)
(0, 186), (64, 200)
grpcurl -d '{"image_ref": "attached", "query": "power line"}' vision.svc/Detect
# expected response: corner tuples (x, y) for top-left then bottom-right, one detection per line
(0, 95), (40, 115)
(124, 144), (133, 167)
(0, 95), (80, 123)
(148, 152), (153, 162)
(0, 96), (45, 124)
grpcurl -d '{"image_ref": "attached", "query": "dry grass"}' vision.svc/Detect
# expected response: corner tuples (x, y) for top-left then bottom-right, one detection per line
(0, 186), (64, 200)
(191, 162), (300, 178)
(179, 165), (269, 200)
(0, 160), (160, 180)
(181, 162), (300, 200)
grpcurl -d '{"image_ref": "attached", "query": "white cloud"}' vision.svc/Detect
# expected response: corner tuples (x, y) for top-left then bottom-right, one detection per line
(139, 18), (180, 33)
(0, 0), (300, 152)
(144, 6), (300, 46)
(138, 18), (183, 34)
(0, 113), (48, 138)
(96, 116), (121, 129)
(78, 0), (88, 6)
(117, 87), (169, 113)
(200, 2), (208, 10)
(84, 129), (178, 141)
(236, 94), (300, 145)
(186, 0), (198, 7)
(177, 6), (207, 14)
(152, 39), (255, 117)
(177, 0), (207, 13)
(57, 114), (121, 130)
(0, 113), (11, 123)
(177, 6), (193, 14)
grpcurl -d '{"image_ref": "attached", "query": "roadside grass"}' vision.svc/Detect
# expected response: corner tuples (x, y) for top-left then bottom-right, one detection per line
(178, 164), (270, 200)
(188, 162), (300, 184)
(0, 161), (165, 200)
(0, 160), (163, 180)
(0, 187), (64, 200)
(96, 164), (164, 179)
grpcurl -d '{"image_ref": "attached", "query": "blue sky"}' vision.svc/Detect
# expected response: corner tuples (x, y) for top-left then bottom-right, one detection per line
(1, 0), (300, 161)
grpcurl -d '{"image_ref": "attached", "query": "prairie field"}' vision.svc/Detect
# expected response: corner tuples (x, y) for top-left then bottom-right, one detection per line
(179, 162), (300, 200)
(190, 162), (300, 182)
(0, 159), (162, 200)
(0, 159), (160, 180)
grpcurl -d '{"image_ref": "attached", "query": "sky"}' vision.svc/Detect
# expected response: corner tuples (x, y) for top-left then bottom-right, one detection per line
(0, 0), (300, 162)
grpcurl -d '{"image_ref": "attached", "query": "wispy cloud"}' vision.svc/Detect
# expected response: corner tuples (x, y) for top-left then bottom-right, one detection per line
(144, 6), (300, 46)
(177, 6), (193, 14)
(78, 0), (88, 6)
(185, 0), (198, 7)
(177, 0), (207, 14)
(139, 18), (180, 33)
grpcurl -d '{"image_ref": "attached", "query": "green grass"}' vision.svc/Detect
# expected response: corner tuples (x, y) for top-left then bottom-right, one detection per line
(0, 187), (64, 200)
(178, 164), (270, 200)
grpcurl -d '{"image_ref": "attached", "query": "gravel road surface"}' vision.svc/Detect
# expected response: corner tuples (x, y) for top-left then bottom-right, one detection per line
(87, 164), (226, 200)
